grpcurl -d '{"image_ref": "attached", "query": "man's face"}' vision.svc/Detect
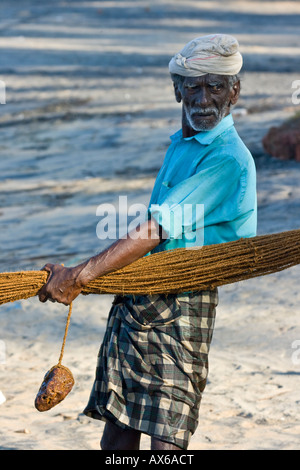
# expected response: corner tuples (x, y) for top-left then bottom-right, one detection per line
(176, 74), (240, 134)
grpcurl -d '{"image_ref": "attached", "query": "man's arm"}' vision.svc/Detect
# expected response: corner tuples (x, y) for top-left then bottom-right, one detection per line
(38, 218), (164, 306)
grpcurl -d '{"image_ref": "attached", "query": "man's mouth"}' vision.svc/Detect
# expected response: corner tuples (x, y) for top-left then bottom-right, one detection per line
(192, 114), (215, 120)
(191, 110), (217, 118)
(184, 105), (225, 131)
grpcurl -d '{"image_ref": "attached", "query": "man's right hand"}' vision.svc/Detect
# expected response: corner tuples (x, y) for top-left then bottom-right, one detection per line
(38, 263), (84, 306)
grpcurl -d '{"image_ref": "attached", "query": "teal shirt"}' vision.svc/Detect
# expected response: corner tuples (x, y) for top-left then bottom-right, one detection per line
(148, 114), (257, 254)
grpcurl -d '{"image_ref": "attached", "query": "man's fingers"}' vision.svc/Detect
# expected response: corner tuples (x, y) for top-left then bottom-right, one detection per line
(38, 287), (48, 303)
(40, 263), (54, 275)
(38, 264), (55, 302)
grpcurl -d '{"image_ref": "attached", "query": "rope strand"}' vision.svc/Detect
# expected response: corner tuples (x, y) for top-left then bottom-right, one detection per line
(57, 302), (73, 366)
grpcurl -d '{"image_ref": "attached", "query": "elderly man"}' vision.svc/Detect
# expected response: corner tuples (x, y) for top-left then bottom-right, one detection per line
(38, 34), (257, 450)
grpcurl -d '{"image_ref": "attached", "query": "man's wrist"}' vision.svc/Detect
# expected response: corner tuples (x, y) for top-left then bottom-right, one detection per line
(72, 260), (93, 288)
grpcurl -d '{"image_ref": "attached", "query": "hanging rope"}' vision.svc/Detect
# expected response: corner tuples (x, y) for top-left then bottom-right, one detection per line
(57, 302), (73, 366)
(34, 301), (75, 412)
(1, 228), (300, 306)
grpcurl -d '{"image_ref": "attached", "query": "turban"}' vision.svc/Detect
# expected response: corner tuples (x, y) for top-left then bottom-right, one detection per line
(169, 34), (243, 77)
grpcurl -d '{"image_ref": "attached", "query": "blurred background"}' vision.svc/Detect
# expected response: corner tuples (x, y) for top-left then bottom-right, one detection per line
(0, 0), (299, 271)
(0, 0), (300, 451)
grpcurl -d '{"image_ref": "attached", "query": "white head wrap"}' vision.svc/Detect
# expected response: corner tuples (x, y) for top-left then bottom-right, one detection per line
(169, 34), (243, 77)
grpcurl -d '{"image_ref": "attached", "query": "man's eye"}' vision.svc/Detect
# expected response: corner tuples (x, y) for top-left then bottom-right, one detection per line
(209, 84), (222, 91)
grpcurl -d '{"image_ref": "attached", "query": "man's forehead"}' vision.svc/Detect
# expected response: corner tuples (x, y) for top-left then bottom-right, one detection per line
(183, 74), (228, 85)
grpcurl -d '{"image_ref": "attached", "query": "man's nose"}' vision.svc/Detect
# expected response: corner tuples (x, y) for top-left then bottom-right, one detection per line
(194, 88), (210, 107)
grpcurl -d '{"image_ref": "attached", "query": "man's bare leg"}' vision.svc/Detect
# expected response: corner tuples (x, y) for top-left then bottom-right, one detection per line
(151, 437), (182, 450)
(100, 420), (141, 450)
(100, 419), (183, 451)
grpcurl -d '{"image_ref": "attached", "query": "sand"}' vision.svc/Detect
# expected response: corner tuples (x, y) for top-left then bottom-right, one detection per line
(0, 0), (300, 450)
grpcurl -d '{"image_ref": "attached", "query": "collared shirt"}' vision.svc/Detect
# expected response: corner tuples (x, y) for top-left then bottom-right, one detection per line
(148, 114), (257, 254)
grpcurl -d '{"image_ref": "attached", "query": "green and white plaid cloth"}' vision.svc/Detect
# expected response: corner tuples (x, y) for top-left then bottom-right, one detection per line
(84, 289), (218, 449)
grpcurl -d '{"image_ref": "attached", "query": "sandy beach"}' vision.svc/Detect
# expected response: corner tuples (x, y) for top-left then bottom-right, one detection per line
(0, 0), (300, 450)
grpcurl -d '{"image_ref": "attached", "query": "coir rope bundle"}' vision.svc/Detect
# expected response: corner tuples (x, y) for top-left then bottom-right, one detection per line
(1, 228), (300, 305)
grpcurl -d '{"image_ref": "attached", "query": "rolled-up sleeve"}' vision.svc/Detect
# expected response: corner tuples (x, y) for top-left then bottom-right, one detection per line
(148, 156), (242, 240)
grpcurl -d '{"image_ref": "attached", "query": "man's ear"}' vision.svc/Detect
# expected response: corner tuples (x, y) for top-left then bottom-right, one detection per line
(230, 80), (240, 106)
(174, 83), (182, 103)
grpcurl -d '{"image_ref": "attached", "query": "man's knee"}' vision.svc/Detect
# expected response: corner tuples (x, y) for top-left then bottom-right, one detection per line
(100, 433), (116, 450)
(100, 420), (141, 450)
(151, 437), (183, 450)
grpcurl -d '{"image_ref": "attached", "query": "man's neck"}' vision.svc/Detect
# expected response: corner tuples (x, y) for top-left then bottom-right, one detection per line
(182, 124), (196, 139)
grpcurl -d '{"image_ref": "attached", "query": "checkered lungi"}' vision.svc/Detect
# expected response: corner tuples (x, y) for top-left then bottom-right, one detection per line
(83, 289), (218, 449)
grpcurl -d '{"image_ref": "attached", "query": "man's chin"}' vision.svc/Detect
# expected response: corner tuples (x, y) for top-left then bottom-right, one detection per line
(189, 110), (228, 131)
(190, 117), (218, 131)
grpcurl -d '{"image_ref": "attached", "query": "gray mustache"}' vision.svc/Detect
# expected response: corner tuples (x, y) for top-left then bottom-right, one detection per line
(191, 108), (218, 117)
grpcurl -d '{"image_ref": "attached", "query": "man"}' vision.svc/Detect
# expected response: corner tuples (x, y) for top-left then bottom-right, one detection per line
(38, 34), (257, 450)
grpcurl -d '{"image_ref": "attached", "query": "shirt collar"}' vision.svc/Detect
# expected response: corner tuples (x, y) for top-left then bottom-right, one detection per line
(170, 113), (234, 145)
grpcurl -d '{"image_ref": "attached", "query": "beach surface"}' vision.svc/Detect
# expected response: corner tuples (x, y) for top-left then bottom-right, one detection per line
(0, 0), (300, 450)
